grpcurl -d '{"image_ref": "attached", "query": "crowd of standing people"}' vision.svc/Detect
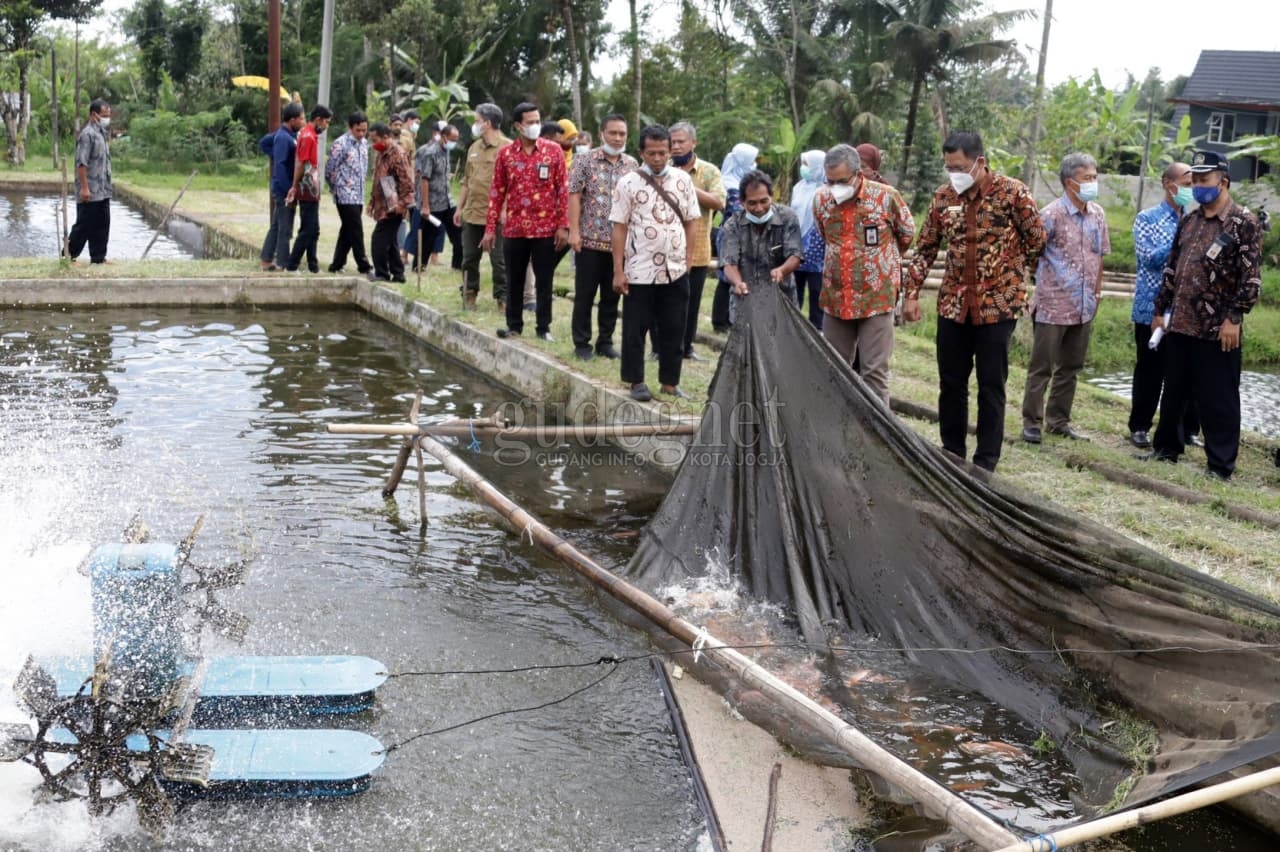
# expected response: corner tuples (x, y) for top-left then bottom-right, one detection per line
(246, 98), (1265, 481)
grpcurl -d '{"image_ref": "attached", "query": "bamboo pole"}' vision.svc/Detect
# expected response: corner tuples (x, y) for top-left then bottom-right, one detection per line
(141, 170), (198, 259)
(59, 157), (70, 259)
(330, 422), (701, 438)
(411, 432), (1020, 850)
(382, 391), (424, 499)
(993, 766), (1280, 852)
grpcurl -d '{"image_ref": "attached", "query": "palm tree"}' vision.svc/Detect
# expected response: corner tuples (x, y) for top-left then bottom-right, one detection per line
(888, 0), (1030, 182)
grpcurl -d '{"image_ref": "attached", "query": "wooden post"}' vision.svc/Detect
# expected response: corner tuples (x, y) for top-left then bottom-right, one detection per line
(59, 157), (70, 259)
(331, 422), (700, 439)
(410, 431), (1020, 850)
(761, 763), (782, 851)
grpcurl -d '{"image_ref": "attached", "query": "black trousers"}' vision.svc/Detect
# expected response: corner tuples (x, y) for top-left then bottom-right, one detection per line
(937, 317), (1016, 472)
(1129, 322), (1199, 438)
(67, 199), (111, 263)
(651, 265), (708, 356)
(287, 200), (320, 272)
(422, 206), (463, 270)
(794, 269), (825, 330)
(623, 278), (689, 388)
(503, 236), (557, 335)
(571, 248), (620, 350)
(330, 202), (371, 273)
(1152, 332), (1242, 477)
(371, 214), (405, 282)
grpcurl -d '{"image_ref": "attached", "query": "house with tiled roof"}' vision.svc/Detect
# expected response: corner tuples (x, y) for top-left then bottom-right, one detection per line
(1169, 50), (1280, 181)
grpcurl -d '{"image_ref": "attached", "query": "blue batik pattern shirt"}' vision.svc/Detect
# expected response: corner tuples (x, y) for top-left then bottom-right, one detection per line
(325, 131), (367, 206)
(1131, 199), (1181, 323)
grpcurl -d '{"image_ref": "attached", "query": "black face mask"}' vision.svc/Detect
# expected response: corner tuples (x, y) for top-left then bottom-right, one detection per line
(672, 151), (695, 167)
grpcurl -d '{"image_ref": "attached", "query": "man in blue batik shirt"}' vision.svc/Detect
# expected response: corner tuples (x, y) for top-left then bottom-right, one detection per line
(1128, 162), (1197, 449)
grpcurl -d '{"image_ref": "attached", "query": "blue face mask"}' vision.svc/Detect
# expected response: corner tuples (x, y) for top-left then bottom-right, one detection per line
(641, 163), (669, 178)
(1172, 186), (1194, 208)
(1192, 184), (1220, 206)
(744, 208), (774, 225)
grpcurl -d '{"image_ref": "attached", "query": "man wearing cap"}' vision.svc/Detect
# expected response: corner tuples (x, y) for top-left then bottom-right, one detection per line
(1141, 151), (1262, 480)
(1127, 162), (1197, 449)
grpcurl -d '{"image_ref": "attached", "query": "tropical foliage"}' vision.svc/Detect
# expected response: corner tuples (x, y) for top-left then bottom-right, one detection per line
(0, 0), (1267, 206)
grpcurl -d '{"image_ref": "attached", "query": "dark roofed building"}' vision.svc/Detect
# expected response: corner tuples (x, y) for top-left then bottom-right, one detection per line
(1170, 50), (1280, 181)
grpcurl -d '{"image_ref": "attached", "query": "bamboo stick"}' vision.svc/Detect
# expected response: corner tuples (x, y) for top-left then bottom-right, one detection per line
(141, 170), (198, 259)
(761, 763), (782, 851)
(330, 422), (701, 438)
(381, 392), (422, 499)
(993, 766), (1280, 852)
(412, 432), (1019, 850)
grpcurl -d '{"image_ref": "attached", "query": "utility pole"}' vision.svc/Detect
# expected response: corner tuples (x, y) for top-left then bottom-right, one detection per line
(1022, 0), (1053, 191)
(1136, 80), (1157, 212)
(268, 0), (281, 133)
(317, 0), (335, 174)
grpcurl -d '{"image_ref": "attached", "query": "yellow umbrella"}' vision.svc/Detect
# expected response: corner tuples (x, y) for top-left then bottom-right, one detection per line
(232, 75), (291, 101)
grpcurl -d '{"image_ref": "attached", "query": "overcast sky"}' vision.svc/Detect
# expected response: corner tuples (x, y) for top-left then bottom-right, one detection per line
(603, 0), (1280, 88)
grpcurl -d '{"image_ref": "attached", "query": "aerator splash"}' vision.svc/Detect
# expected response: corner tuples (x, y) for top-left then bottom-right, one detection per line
(0, 517), (387, 834)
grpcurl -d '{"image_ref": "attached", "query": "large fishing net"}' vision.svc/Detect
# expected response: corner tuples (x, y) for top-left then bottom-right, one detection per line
(627, 282), (1280, 826)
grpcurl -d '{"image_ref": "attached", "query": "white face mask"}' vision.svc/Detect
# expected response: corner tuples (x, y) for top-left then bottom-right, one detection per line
(602, 143), (624, 156)
(522, 123), (542, 141)
(949, 160), (979, 194)
(98, 116), (111, 129)
(409, 122), (420, 134)
(444, 140), (457, 151)
(830, 183), (855, 204)
(575, 145), (589, 155)
(471, 122), (484, 138)
(641, 163), (669, 178)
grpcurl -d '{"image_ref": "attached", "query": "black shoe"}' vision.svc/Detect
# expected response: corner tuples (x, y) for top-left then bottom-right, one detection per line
(1021, 427), (1042, 444)
(574, 346), (594, 361)
(1135, 450), (1176, 463)
(327, 264), (345, 274)
(536, 332), (555, 342)
(1129, 430), (1152, 448)
(1205, 467), (1231, 482)
(595, 343), (620, 360)
(630, 383), (652, 402)
(684, 350), (705, 362)
(497, 328), (521, 339)
(524, 302), (537, 312)
(309, 266), (321, 274)
(661, 385), (690, 400)
(391, 276), (407, 283)
(1048, 426), (1089, 441)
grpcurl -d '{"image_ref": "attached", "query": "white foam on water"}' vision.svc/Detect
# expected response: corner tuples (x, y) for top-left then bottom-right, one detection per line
(0, 432), (137, 850)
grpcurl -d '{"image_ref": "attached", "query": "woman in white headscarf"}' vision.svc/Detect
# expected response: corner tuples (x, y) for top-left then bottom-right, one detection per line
(719, 142), (760, 216)
(789, 149), (827, 330)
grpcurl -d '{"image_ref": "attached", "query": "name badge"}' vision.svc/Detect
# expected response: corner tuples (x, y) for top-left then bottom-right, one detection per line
(538, 163), (550, 180)
(864, 224), (880, 246)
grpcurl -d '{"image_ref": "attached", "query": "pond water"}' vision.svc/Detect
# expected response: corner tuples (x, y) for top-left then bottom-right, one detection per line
(0, 306), (703, 851)
(1, 305), (1273, 851)
(0, 190), (198, 260)
(1090, 369), (1280, 438)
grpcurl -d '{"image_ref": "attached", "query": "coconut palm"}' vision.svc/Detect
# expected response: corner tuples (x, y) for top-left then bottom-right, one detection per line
(888, 0), (1030, 183)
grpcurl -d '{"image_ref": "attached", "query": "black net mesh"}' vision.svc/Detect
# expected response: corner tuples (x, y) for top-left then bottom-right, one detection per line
(627, 282), (1280, 824)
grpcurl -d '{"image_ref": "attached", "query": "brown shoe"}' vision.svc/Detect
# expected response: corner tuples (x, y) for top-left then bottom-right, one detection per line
(463, 290), (478, 310)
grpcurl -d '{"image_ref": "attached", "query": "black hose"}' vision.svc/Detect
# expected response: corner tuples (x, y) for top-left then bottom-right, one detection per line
(651, 658), (726, 852)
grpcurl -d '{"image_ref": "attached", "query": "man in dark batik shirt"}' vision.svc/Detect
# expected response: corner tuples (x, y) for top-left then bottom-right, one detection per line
(1141, 150), (1261, 480)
